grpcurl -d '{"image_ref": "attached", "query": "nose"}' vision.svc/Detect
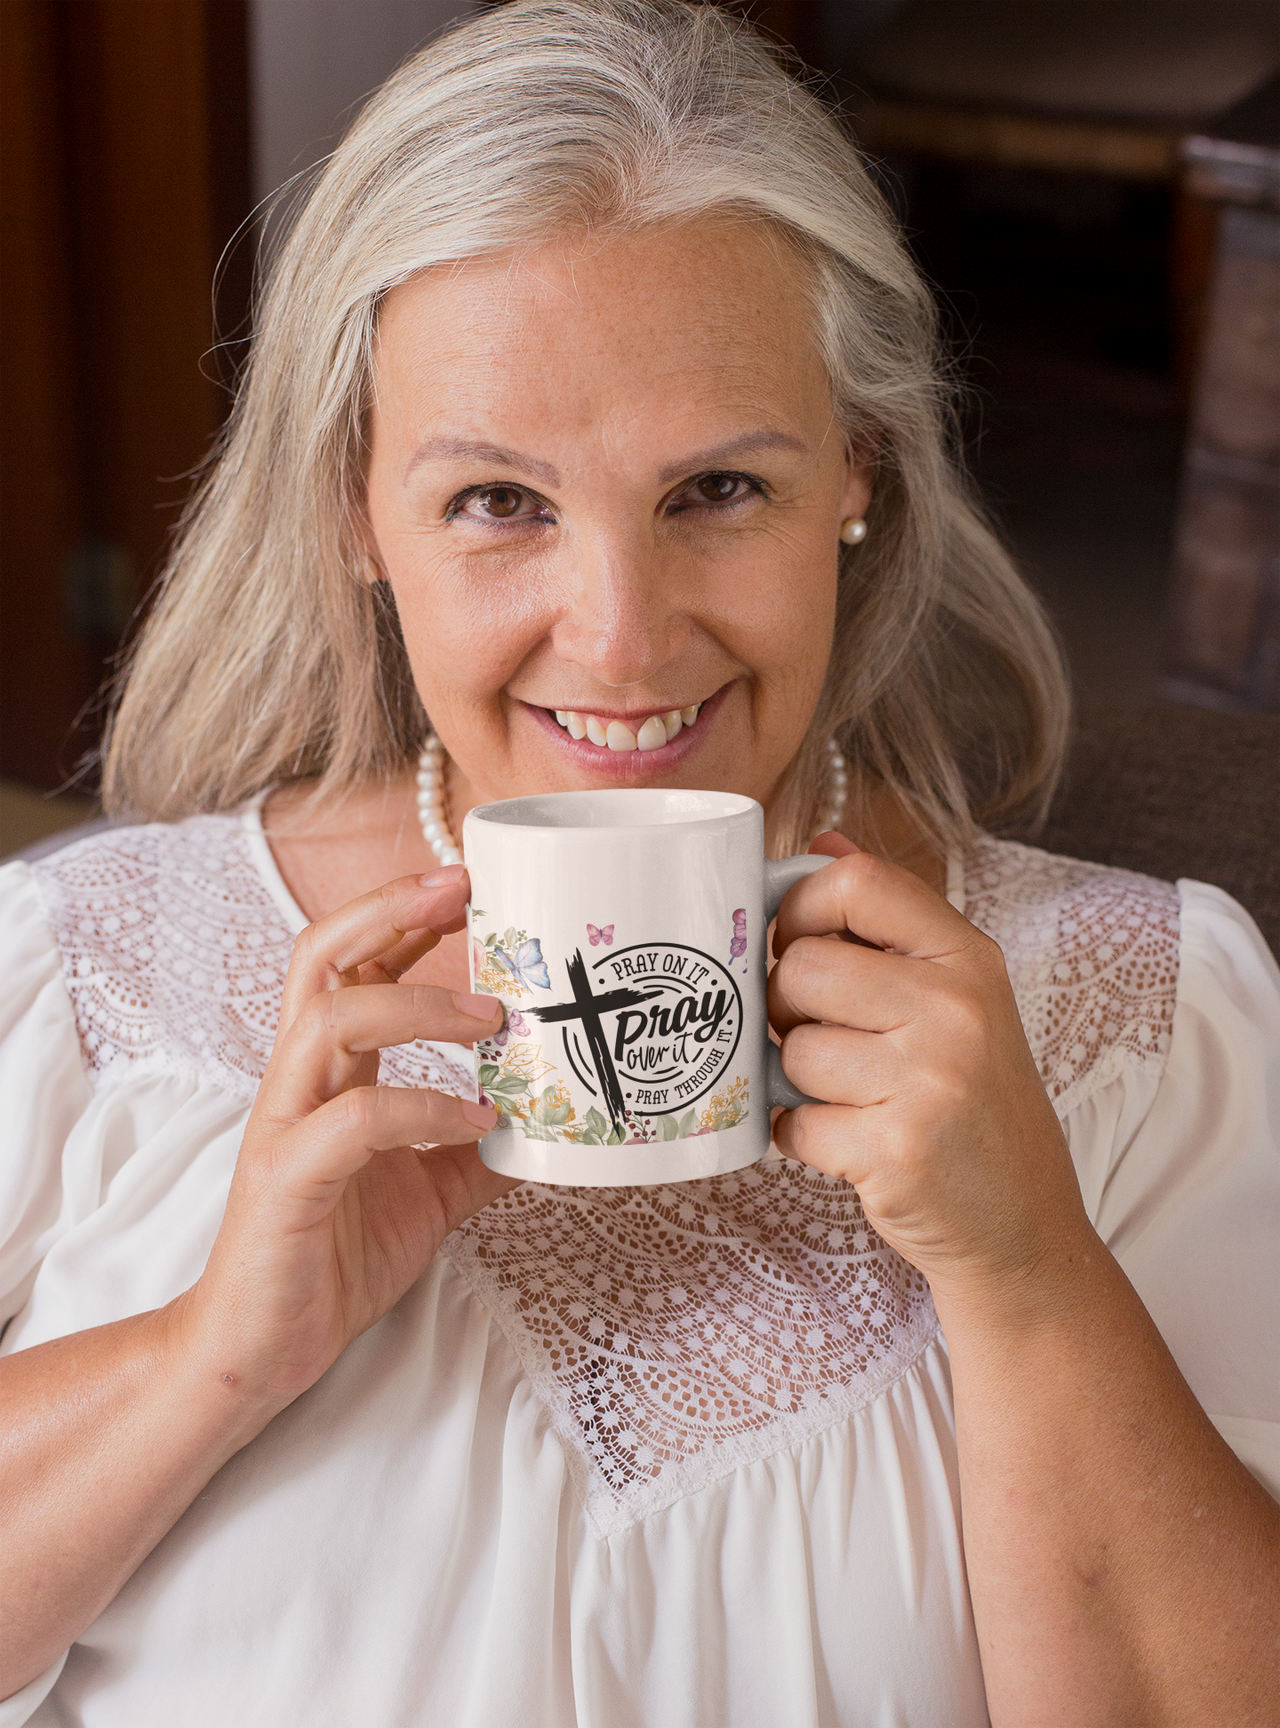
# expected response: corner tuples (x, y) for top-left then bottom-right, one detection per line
(549, 523), (693, 690)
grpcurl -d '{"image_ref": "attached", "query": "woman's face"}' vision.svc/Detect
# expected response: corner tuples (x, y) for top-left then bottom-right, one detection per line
(365, 218), (871, 816)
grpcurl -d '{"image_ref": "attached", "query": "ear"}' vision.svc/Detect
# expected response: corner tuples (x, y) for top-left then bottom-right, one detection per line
(839, 442), (874, 525)
(351, 504), (387, 587)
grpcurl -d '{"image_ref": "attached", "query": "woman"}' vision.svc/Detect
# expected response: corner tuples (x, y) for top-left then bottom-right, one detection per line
(2, 3), (1276, 1723)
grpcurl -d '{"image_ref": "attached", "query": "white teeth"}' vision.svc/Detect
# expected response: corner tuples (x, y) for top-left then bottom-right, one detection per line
(550, 701), (703, 750)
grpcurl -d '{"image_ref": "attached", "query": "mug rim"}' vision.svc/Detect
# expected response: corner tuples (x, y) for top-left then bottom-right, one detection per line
(464, 787), (760, 834)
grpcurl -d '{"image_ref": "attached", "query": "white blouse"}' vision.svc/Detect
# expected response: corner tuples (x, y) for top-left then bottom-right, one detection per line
(1, 813), (1277, 1728)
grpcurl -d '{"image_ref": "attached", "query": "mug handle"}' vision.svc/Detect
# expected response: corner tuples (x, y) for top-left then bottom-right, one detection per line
(764, 852), (835, 1111)
(764, 851), (833, 922)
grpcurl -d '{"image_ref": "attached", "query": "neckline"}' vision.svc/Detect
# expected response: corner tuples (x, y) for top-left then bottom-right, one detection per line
(241, 793), (310, 936)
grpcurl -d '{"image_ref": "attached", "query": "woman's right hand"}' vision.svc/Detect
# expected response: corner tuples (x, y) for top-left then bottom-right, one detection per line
(175, 863), (512, 1410)
(2, 864), (514, 1696)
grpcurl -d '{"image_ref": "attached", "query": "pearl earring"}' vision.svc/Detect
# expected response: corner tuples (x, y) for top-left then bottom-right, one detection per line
(839, 517), (867, 545)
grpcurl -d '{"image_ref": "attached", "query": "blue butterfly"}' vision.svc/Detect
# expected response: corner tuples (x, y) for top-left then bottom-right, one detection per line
(491, 937), (551, 991)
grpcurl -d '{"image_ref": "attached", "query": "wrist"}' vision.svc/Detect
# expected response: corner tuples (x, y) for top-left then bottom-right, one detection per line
(156, 1288), (302, 1461)
(925, 1213), (1118, 1348)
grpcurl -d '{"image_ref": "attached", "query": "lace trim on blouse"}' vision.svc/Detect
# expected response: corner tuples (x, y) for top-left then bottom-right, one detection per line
(27, 817), (1179, 1533)
(963, 836), (1179, 1117)
(27, 815), (473, 1101)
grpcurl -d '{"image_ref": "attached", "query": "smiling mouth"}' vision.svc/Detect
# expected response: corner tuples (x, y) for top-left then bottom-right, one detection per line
(547, 702), (703, 753)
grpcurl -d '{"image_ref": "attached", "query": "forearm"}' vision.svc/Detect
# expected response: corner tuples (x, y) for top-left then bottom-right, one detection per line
(0, 1295), (287, 1698)
(936, 1226), (1280, 1728)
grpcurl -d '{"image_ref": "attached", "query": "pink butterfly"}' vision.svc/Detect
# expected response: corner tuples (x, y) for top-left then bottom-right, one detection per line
(587, 923), (615, 946)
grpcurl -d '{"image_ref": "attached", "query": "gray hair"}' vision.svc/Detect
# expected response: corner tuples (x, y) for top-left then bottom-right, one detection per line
(103, 0), (1069, 855)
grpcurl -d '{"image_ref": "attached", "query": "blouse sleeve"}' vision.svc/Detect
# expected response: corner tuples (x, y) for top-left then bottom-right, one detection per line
(0, 863), (89, 1722)
(1063, 880), (1280, 1500)
(0, 860), (93, 1330)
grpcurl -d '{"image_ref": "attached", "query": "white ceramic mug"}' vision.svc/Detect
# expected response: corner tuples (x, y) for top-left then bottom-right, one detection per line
(463, 788), (832, 1186)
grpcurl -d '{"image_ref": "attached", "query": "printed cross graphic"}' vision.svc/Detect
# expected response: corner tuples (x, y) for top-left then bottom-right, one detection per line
(530, 949), (662, 1130)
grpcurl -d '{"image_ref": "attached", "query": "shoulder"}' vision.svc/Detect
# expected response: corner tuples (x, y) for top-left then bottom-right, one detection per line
(1168, 878), (1280, 1085)
(0, 856), (72, 1040)
(17, 811), (475, 1104)
(25, 813), (296, 1097)
(963, 836), (1181, 1115)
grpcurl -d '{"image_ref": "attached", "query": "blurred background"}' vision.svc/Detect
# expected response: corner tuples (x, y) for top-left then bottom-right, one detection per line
(3, 0), (1278, 857)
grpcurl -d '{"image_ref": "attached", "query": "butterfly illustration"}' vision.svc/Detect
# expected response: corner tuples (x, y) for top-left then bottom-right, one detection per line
(587, 923), (615, 946)
(492, 1009), (530, 1050)
(491, 938), (551, 990)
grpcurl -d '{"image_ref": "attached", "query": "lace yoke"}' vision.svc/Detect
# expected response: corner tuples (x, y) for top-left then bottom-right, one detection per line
(29, 816), (474, 1100)
(29, 818), (1180, 1534)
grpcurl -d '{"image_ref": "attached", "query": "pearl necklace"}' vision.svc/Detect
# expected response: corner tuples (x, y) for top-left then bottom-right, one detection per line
(415, 732), (848, 867)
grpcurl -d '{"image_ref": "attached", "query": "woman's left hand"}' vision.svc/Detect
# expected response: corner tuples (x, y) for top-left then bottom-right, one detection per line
(769, 834), (1089, 1303)
(772, 834), (1280, 1728)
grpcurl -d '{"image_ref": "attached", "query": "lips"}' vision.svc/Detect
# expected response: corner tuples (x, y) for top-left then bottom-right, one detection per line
(522, 686), (727, 774)
(551, 703), (701, 752)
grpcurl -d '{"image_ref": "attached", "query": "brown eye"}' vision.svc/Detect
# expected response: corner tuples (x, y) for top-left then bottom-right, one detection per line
(479, 486), (524, 517)
(695, 473), (741, 503)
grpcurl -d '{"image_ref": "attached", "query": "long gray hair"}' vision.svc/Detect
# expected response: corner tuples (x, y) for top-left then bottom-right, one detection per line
(103, 0), (1069, 855)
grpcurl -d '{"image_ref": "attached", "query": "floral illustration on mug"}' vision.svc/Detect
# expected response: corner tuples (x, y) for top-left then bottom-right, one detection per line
(729, 907), (747, 973)
(476, 1014), (555, 1117)
(477, 1037), (629, 1146)
(620, 1075), (750, 1143)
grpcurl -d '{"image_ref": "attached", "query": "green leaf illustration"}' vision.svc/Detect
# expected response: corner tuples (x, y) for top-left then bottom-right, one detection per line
(678, 1109), (698, 1137)
(659, 1113), (680, 1141)
(521, 1117), (561, 1141)
(478, 1062), (500, 1088)
(584, 1106), (609, 1139)
(605, 1122), (627, 1145)
(529, 1084), (572, 1126)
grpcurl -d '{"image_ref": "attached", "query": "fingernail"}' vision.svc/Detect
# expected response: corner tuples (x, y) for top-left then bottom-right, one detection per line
(454, 991), (499, 1022)
(461, 1099), (498, 1129)
(421, 865), (466, 888)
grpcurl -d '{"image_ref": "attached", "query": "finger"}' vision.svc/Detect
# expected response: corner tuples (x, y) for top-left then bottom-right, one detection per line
(357, 922), (457, 985)
(777, 1021), (902, 1108)
(769, 934), (953, 1035)
(268, 1085), (498, 1199)
(280, 868), (469, 1030)
(809, 830), (860, 859)
(772, 1101), (873, 1188)
(773, 849), (979, 964)
(265, 985), (501, 1117)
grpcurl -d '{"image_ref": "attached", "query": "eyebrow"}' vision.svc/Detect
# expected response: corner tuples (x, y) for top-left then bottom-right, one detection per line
(404, 438), (562, 488)
(656, 429), (809, 483)
(403, 427), (810, 490)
